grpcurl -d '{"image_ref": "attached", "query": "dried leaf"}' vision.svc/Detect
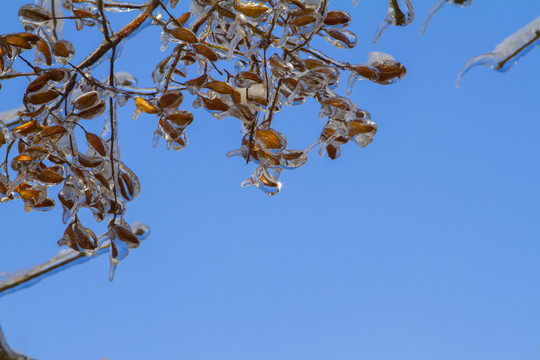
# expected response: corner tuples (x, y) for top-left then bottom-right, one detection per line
(168, 27), (198, 43)
(86, 132), (106, 156)
(135, 97), (159, 114)
(27, 89), (60, 105)
(73, 91), (100, 110)
(36, 169), (64, 184)
(193, 43), (218, 62)
(36, 39), (52, 66)
(206, 80), (235, 94)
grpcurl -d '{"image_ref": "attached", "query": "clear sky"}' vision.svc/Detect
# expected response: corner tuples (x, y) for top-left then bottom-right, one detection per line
(1, 1), (540, 359)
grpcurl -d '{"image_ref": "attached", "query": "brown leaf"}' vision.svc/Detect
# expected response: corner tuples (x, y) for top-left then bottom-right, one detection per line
(256, 129), (282, 150)
(324, 10), (351, 27)
(177, 12), (191, 26)
(26, 74), (51, 94)
(36, 169), (64, 184)
(12, 120), (37, 136)
(27, 89), (60, 105)
(157, 92), (183, 109)
(112, 224), (140, 249)
(76, 100), (106, 120)
(348, 120), (376, 137)
(167, 111), (193, 127)
(86, 132), (106, 156)
(135, 97), (159, 114)
(73, 91), (100, 110)
(206, 80), (235, 94)
(4, 34), (32, 49)
(168, 27), (198, 43)
(232, 3), (270, 18)
(19, 189), (40, 201)
(193, 43), (218, 62)
(201, 96), (229, 112)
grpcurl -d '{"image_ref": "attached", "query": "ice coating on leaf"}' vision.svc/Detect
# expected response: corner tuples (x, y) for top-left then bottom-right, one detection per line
(456, 15), (540, 87)
(373, 0), (414, 43)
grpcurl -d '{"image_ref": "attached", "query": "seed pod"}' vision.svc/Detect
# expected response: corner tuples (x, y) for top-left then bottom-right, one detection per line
(205, 80), (235, 94)
(17, 33), (40, 44)
(323, 96), (352, 111)
(184, 74), (207, 88)
(347, 120), (376, 137)
(4, 34), (32, 49)
(234, 71), (263, 88)
(0, 132), (5, 147)
(326, 144), (340, 160)
(11, 154), (33, 171)
(76, 101), (106, 120)
(371, 61), (407, 84)
(18, 4), (51, 24)
(303, 59), (326, 70)
(86, 132), (106, 156)
(47, 68), (69, 82)
(12, 120), (37, 136)
(325, 29), (357, 49)
(135, 97), (159, 114)
(111, 223), (140, 249)
(51, 40), (74, 64)
(351, 65), (379, 81)
(19, 189), (41, 201)
(73, 91), (100, 110)
(37, 125), (67, 141)
(168, 27), (198, 43)
(157, 91), (183, 109)
(26, 74), (51, 94)
(177, 11), (191, 26)
(233, 2), (270, 18)
(167, 110), (193, 127)
(193, 43), (218, 62)
(36, 169), (64, 184)
(200, 96), (229, 112)
(36, 39), (52, 66)
(27, 89), (59, 105)
(77, 153), (103, 168)
(73, 9), (96, 19)
(256, 129), (286, 151)
(324, 10), (351, 27)
(33, 198), (55, 211)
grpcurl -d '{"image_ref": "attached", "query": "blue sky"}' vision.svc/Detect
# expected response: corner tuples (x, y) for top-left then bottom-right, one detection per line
(1, 1), (540, 359)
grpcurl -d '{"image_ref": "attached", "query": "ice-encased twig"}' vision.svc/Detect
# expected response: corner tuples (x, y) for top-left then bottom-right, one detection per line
(456, 15), (540, 87)
(0, 243), (109, 298)
(0, 325), (34, 360)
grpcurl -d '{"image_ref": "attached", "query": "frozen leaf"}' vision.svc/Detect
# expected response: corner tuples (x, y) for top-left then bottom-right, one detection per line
(86, 132), (107, 156)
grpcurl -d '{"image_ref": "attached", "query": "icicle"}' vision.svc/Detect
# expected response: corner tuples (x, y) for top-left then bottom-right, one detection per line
(420, 0), (447, 35)
(373, 0), (414, 44)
